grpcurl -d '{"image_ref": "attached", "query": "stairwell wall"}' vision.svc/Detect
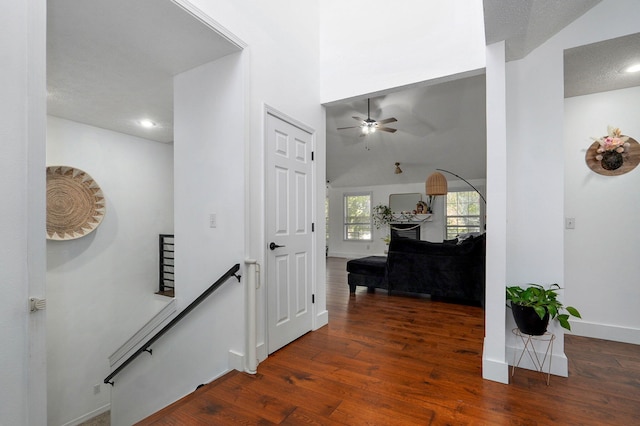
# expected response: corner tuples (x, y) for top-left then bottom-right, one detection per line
(45, 117), (174, 426)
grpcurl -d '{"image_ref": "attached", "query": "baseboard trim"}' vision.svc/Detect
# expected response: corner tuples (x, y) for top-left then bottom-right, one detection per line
(482, 338), (509, 384)
(314, 309), (329, 330)
(506, 344), (568, 377)
(63, 403), (110, 426)
(205, 368), (233, 387)
(482, 356), (509, 384)
(228, 349), (244, 372)
(570, 321), (640, 345)
(257, 342), (267, 363)
(109, 299), (177, 367)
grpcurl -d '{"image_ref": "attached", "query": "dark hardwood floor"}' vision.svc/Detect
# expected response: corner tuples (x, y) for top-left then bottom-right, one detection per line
(138, 257), (640, 425)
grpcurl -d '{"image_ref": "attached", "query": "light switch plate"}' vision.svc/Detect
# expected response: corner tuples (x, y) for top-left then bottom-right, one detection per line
(565, 217), (575, 229)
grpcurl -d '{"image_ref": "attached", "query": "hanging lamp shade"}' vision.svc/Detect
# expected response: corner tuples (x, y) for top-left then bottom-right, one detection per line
(426, 172), (448, 195)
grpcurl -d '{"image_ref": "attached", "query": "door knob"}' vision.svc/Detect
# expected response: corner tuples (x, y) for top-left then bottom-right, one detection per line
(269, 242), (285, 250)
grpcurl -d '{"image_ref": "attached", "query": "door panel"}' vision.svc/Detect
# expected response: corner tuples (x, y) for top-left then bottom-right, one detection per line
(295, 253), (308, 314)
(275, 254), (289, 325)
(266, 112), (313, 353)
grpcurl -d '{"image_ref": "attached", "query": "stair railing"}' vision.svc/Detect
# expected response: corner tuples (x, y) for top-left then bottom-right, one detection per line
(158, 234), (175, 295)
(104, 263), (241, 386)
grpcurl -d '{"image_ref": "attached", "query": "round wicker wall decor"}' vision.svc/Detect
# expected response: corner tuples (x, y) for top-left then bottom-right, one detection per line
(46, 166), (106, 240)
(585, 137), (640, 176)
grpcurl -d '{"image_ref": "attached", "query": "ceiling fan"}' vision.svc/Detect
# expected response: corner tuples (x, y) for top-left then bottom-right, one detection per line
(337, 98), (397, 136)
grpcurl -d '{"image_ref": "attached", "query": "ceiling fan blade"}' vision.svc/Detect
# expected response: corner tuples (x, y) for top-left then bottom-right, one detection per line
(377, 127), (397, 133)
(377, 117), (397, 125)
(352, 116), (365, 122)
(337, 126), (359, 130)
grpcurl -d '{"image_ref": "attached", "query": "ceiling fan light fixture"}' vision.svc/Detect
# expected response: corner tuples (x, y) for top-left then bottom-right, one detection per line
(336, 98), (396, 136)
(361, 121), (376, 135)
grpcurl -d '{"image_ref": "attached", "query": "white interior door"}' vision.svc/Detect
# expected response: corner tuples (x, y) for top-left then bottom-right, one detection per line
(266, 112), (314, 354)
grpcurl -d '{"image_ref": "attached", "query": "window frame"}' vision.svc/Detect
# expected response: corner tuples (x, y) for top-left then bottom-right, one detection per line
(343, 192), (373, 241)
(444, 190), (484, 240)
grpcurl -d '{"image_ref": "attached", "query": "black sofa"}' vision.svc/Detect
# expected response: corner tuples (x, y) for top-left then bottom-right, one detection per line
(346, 255), (388, 293)
(346, 234), (485, 305)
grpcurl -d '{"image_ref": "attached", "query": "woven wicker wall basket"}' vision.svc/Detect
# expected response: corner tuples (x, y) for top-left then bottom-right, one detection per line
(46, 166), (106, 241)
(585, 137), (640, 176)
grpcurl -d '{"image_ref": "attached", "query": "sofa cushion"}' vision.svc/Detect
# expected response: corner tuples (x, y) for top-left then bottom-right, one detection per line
(388, 234), (484, 256)
(346, 256), (387, 276)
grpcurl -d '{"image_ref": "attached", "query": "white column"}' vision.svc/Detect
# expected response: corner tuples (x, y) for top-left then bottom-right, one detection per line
(483, 41), (509, 383)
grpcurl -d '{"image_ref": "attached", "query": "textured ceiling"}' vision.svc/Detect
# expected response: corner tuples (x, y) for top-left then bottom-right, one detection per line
(564, 32), (640, 98)
(47, 0), (239, 143)
(483, 0), (602, 61)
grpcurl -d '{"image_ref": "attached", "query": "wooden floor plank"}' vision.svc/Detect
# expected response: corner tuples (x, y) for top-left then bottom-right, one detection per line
(137, 257), (640, 425)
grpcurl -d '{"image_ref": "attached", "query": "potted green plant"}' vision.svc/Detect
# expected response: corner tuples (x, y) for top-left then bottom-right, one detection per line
(506, 283), (581, 335)
(372, 203), (393, 229)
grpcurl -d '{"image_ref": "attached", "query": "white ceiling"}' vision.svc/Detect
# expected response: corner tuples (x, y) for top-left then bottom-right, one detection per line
(326, 73), (487, 188)
(47, 0), (639, 187)
(47, 0), (239, 143)
(326, 0), (640, 188)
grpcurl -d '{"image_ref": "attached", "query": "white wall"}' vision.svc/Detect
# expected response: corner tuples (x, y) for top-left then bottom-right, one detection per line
(319, 0), (486, 103)
(111, 0), (327, 422)
(564, 86), (640, 344)
(328, 179), (486, 259)
(46, 117), (174, 425)
(502, 0), (640, 376)
(185, 0), (327, 355)
(110, 52), (244, 425)
(0, 1), (47, 425)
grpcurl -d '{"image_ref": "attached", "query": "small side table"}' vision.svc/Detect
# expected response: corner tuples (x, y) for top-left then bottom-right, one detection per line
(511, 328), (555, 385)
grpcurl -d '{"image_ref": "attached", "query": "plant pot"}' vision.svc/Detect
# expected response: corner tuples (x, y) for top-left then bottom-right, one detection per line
(511, 303), (549, 336)
(601, 150), (623, 170)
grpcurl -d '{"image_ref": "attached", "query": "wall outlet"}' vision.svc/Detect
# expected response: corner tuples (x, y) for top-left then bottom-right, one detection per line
(93, 384), (100, 395)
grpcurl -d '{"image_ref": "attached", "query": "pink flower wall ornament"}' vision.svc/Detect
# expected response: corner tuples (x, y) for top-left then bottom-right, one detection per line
(593, 126), (630, 161)
(586, 126), (640, 176)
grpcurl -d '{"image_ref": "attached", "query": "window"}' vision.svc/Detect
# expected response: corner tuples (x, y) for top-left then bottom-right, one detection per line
(445, 191), (482, 239)
(343, 193), (372, 241)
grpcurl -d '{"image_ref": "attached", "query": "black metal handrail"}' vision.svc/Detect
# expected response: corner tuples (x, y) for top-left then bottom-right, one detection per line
(104, 263), (241, 386)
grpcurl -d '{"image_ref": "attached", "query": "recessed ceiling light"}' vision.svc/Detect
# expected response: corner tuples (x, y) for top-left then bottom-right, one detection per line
(624, 63), (640, 73)
(139, 119), (157, 128)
